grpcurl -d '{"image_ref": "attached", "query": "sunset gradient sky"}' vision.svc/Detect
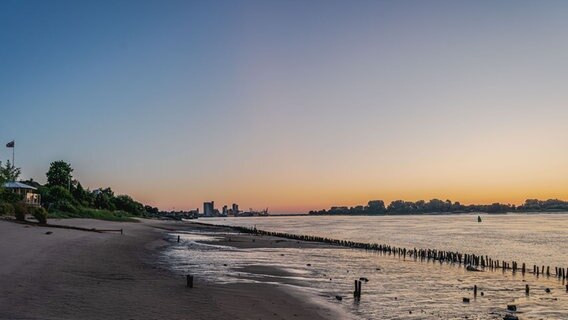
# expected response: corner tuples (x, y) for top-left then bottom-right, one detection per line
(1, 0), (568, 213)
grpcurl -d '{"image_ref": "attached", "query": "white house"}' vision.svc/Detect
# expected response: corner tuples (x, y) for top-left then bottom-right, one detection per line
(3, 182), (41, 207)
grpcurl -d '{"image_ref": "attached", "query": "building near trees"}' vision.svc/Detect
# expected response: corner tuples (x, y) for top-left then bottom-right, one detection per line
(3, 182), (41, 207)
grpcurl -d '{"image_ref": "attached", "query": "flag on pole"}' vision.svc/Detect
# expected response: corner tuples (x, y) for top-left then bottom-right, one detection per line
(6, 140), (14, 148)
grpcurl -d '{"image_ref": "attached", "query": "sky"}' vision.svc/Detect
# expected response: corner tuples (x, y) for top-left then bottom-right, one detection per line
(1, 0), (568, 213)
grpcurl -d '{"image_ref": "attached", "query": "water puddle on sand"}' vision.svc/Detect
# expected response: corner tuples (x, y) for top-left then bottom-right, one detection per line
(161, 231), (568, 320)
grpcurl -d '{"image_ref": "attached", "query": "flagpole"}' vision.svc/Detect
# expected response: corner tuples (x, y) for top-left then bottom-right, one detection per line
(12, 143), (14, 168)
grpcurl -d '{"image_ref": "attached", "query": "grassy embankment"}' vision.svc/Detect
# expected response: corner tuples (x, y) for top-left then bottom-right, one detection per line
(48, 208), (139, 222)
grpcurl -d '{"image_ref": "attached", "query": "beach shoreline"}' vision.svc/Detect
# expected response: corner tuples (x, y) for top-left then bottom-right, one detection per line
(0, 218), (348, 320)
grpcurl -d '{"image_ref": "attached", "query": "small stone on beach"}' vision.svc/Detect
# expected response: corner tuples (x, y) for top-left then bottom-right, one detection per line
(45, 231), (53, 235)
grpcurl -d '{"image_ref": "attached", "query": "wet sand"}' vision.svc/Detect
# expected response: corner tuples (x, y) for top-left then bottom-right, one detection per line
(0, 218), (348, 320)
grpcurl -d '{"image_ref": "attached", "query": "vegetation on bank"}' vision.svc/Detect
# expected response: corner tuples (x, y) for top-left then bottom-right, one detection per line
(0, 160), (158, 223)
(48, 208), (138, 222)
(309, 198), (568, 215)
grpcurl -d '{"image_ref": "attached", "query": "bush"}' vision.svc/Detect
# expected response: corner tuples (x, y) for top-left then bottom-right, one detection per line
(14, 203), (30, 221)
(48, 207), (138, 222)
(50, 200), (78, 214)
(0, 202), (15, 216)
(0, 190), (23, 203)
(31, 207), (48, 224)
(112, 195), (145, 216)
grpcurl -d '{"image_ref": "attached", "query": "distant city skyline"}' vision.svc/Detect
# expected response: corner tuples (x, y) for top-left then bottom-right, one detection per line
(2, 0), (568, 213)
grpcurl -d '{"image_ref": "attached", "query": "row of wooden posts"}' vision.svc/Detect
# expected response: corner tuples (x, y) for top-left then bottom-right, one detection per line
(182, 226), (568, 299)
(185, 274), (568, 297)
(195, 223), (568, 282)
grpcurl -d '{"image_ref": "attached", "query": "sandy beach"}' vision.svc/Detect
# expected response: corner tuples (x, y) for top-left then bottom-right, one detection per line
(0, 218), (348, 320)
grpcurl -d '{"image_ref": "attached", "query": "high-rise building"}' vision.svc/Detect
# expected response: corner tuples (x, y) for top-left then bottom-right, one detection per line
(222, 205), (228, 216)
(204, 201), (215, 216)
(232, 203), (239, 216)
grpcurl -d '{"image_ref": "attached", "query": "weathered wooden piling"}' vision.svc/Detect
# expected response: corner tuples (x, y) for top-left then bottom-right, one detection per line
(186, 275), (193, 288)
(474, 285), (477, 297)
(202, 223), (561, 287)
(525, 284), (529, 295)
(354, 280), (358, 297)
(177, 235), (180, 242)
(353, 280), (362, 298)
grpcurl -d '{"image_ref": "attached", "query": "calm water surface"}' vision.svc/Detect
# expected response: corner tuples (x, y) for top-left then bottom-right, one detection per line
(163, 213), (568, 319)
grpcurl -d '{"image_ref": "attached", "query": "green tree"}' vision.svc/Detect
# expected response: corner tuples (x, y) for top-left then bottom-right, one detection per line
(112, 195), (144, 215)
(92, 187), (116, 210)
(144, 205), (159, 215)
(0, 160), (21, 182)
(49, 185), (75, 203)
(72, 182), (91, 206)
(38, 185), (77, 209)
(367, 200), (386, 214)
(46, 161), (73, 188)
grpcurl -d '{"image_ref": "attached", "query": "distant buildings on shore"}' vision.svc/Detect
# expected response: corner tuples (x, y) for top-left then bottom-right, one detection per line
(202, 201), (268, 217)
(203, 201), (216, 216)
(159, 201), (268, 220)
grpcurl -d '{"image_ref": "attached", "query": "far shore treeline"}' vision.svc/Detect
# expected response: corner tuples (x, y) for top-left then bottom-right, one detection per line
(309, 198), (568, 215)
(0, 160), (159, 222)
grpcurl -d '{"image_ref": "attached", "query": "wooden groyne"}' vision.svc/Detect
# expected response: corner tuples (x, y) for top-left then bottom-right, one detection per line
(192, 222), (567, 282)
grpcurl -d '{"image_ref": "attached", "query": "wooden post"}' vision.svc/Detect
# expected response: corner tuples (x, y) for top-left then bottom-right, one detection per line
(525, 284), (529, 295)
(187, 275), (193, 288)
(177, 235), (180, 242)
(354, 280), (358, 298)
(474, 285), (477, 297)
(120, 228), (123, 235)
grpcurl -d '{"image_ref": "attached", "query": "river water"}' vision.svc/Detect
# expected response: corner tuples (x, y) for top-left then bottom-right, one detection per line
(163, 213), (568, 319)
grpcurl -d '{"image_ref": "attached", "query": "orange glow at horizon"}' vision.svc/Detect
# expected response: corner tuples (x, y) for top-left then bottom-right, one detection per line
(113, 124), (568, 213)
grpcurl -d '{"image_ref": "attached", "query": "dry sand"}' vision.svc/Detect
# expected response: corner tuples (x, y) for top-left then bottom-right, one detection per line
(0, 218), (349, 320)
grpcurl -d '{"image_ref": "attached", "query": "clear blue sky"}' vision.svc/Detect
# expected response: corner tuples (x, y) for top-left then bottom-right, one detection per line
(2, 0), (568, 212)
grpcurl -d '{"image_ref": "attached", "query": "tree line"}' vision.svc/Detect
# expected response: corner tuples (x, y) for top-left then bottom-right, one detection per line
(0, 160), (159, 221)
(308, 198), (568, 215)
